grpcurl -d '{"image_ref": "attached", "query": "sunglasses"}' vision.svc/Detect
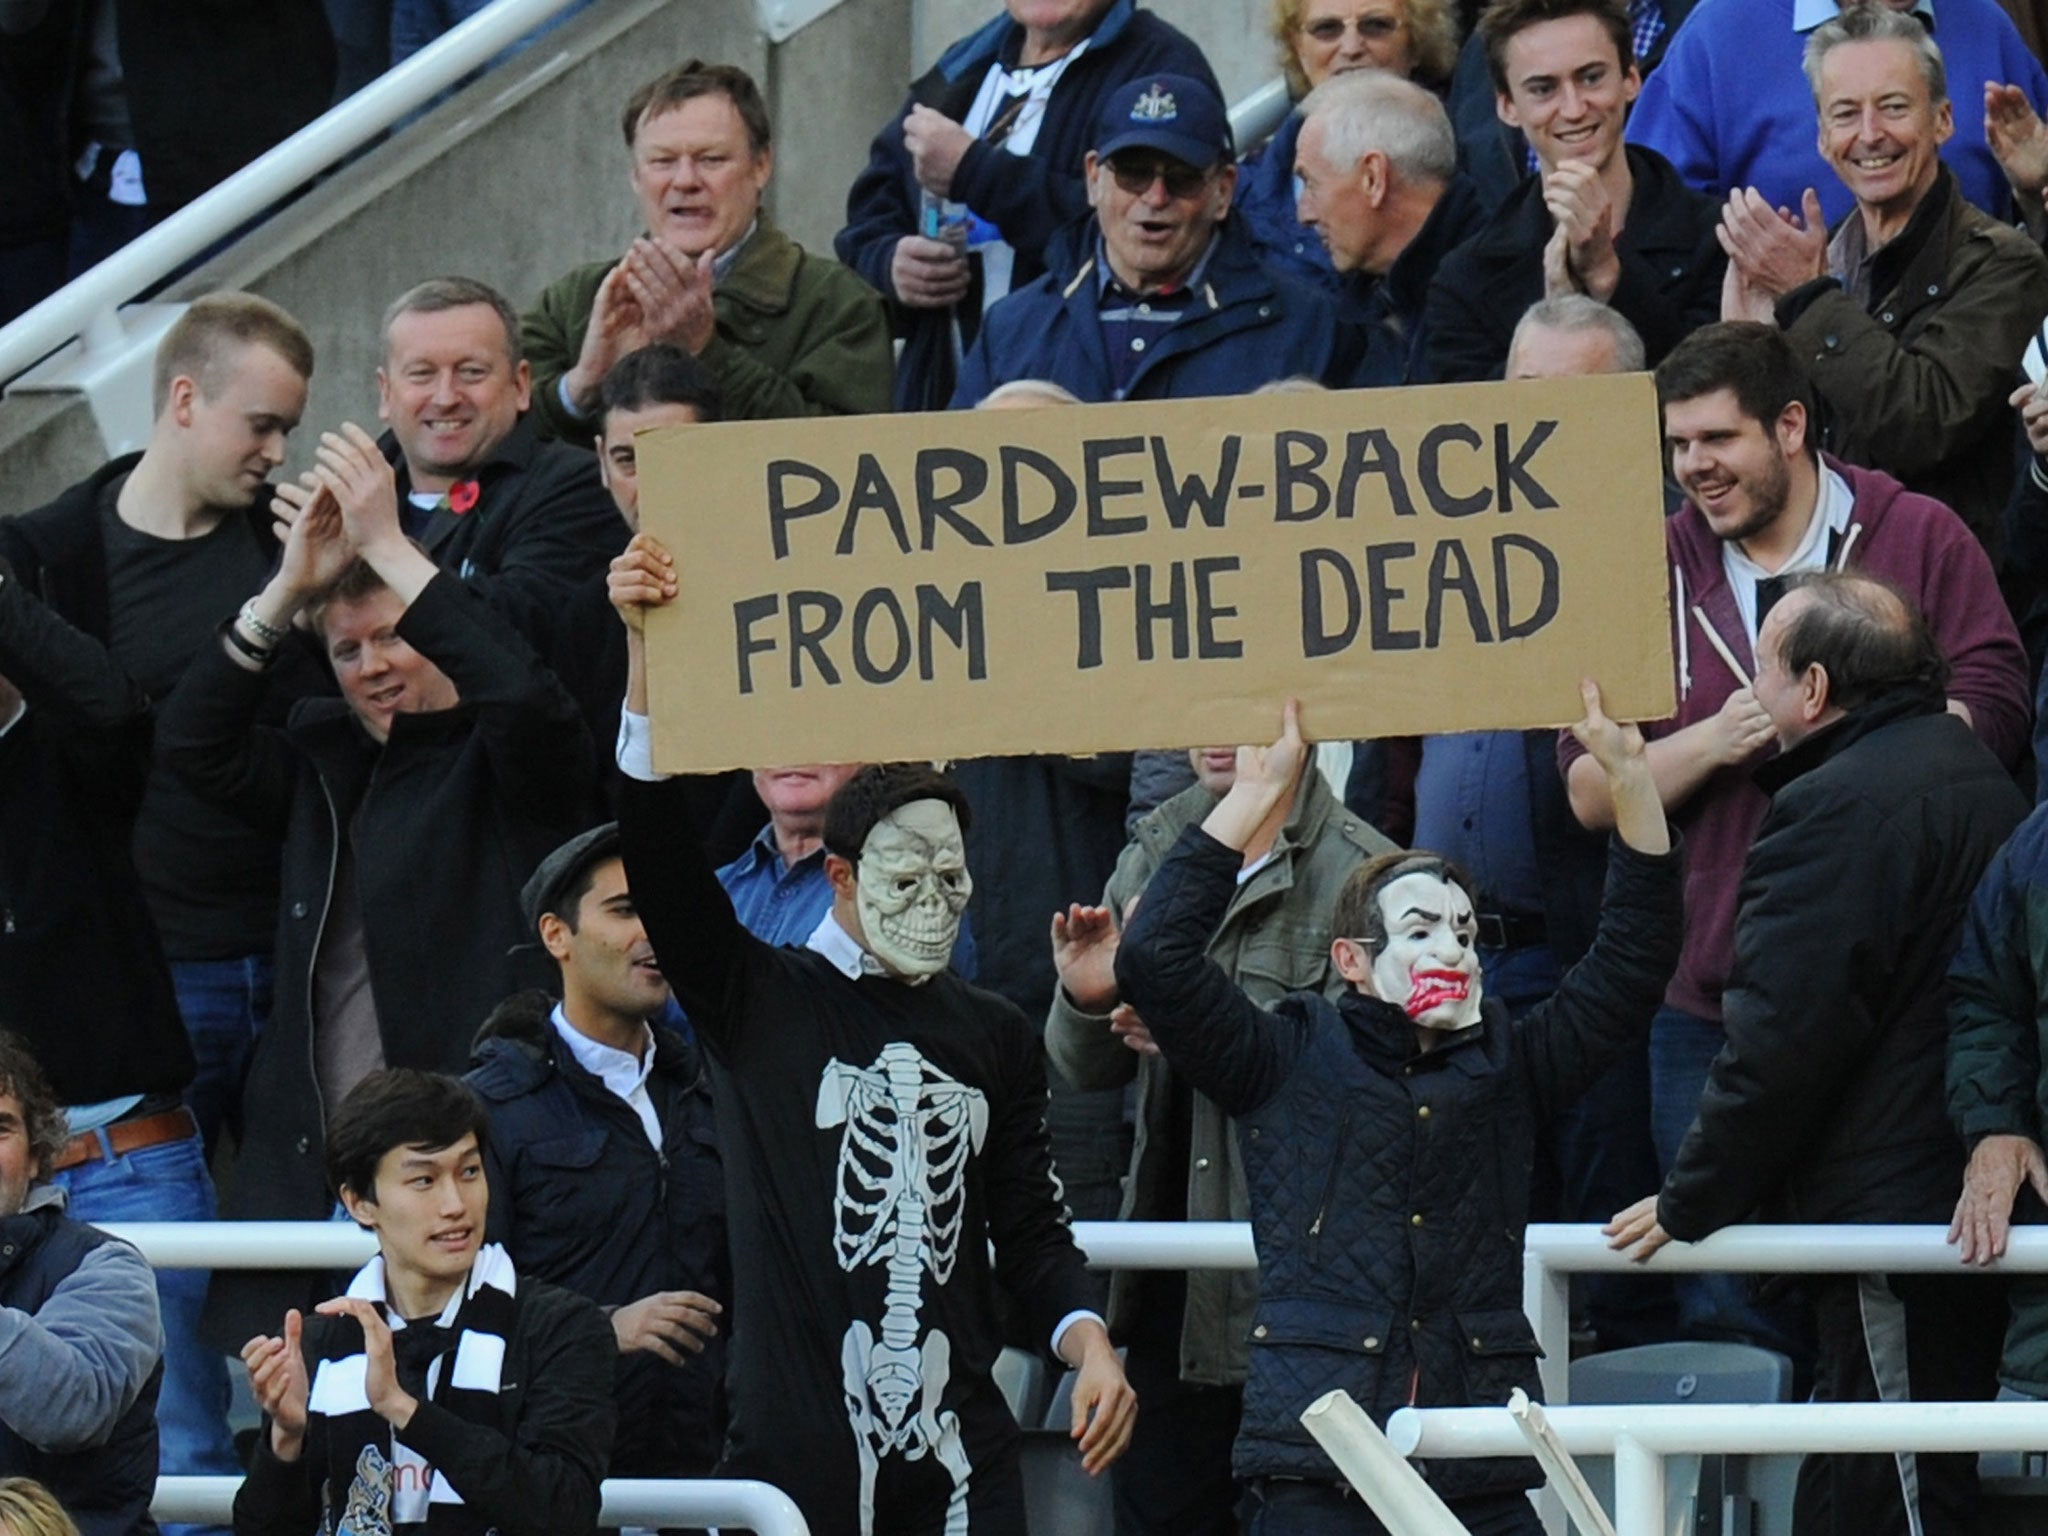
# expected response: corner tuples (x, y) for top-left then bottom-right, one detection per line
(1105, 154), (1214, 199)
(1301, 12), (1406, 41)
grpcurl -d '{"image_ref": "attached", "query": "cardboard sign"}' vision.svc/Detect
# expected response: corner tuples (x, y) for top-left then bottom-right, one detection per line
(637, 376), (1673, 774)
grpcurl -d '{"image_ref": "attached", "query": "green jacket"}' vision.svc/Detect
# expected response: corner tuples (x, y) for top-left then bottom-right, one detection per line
(1045, 769), (1392, 1385)
(520, 218), (894, 438)
(1780, 166), (2048, 551)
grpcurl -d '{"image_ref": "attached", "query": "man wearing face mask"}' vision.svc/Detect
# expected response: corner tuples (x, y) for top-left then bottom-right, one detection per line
(606, 532), (1136, 1536)
(1106, 686), (1680, 1536)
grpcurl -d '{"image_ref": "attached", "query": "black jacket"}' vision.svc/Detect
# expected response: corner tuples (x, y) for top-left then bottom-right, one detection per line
(0, 456), (329, 958)
(378, 415), (627, 757)
(114, 0), (334, 212)
(1116, 827), (1681, 1493)
(0, 556), (193, 1103)
(1422, 144), (1724, 382)
(159, 576), (598, 1346)
(232, 1277), (615, 1536)
(467, 993), (728, 1477)
(1352, 174), (1489, 388)
(1661, 687), (2028, 1239)
(954, 754), (1133, 1020)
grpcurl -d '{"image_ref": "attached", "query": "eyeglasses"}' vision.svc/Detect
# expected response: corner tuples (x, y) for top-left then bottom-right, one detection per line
(1105, 154), (1213, 199)
(1300, 12), (1406, 42)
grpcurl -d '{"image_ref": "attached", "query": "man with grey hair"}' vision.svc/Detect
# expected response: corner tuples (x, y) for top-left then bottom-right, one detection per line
(372, 276), (630, 752)
(1506, 293), (1646, 377)
(1294, 69), (1485, 383)
(1715, 4), (2048, 550)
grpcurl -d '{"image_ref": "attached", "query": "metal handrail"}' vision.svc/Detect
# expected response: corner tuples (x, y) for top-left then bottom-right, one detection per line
(1389, 1400), (2048, 1536)
(154, 1474), (811, 1532)
(98, 1218), (1259, 1269)
(0, 0), (594, 384)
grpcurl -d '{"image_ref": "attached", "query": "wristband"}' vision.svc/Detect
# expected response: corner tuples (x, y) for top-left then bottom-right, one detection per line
(238, 598), (289, 647)
(225, 620), (278, 668)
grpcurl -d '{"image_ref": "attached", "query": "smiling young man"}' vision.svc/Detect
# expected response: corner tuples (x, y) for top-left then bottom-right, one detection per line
(1557, 321), (2028, 1348)
(524, 60), (892, 435)
(1713, 3), (2048, 548)
(951, 72), (1354, 404)
(465, 824), (730, 1480)
(1423, 0), (1722, 381)
(1103, 690), (1679, 1535)
(0, 291), (326, 1522)
(233, 1069), (616, 1536)
(158, 433), (599, 1351)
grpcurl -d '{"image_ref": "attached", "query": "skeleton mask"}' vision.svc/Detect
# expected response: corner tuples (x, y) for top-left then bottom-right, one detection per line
(855, 799), (972, 979)
(1367, 870), (1483, 1032)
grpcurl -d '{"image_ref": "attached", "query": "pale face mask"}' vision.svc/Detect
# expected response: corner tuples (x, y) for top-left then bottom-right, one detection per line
(854, 798), (973, 979)
(1367, 870), (1483, 1032)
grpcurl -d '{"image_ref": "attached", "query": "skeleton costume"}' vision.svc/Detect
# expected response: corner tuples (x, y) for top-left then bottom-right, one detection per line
(617, 716), (1103, 1536)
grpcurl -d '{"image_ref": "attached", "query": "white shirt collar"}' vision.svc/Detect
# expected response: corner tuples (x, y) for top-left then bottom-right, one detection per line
(804, 911), (934, 985)
(549, 1001), (655, 1098)
(0, 696), (25, 739)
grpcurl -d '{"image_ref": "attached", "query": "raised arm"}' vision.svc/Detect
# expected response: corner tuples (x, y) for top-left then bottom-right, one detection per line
(610, 533), (758, 1056)
(1522, 682), (1682, 1117)
(1112, 704), (1315, 1115)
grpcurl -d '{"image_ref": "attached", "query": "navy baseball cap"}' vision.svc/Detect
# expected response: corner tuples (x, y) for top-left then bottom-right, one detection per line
(1095, 74), (1234, 168)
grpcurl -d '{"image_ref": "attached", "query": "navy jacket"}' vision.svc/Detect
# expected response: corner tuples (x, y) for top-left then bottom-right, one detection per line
(1116, 826), (1680, 1493)
(836, 0), (1219, 412)
(0, 1203), (163, 1536)
(951, 214), (1355, 406)
(1234, 112), (1342, 299)
(467, 992), (728, 1477)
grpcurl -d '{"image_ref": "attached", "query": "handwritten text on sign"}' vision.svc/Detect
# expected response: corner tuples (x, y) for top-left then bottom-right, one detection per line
(636, 376), (1673, 774)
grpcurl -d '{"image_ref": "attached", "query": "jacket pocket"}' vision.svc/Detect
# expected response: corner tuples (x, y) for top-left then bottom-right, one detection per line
(1242, 1296), (1393, 1439)
(1453, 1306), (1544, 1409)
(514, 1128), (620, 1252)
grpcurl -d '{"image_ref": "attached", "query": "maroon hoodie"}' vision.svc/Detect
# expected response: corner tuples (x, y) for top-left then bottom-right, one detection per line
(1561, 456), (2029, 1021)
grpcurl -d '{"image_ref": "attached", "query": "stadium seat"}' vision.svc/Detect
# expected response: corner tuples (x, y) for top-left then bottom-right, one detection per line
(1569, 1341), (1798, 1536)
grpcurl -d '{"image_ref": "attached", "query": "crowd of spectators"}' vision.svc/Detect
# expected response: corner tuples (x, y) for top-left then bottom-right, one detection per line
(13, 0), (2048, 1531)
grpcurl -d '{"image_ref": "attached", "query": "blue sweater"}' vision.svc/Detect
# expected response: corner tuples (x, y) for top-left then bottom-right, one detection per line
(1627, 0), (2048, 225)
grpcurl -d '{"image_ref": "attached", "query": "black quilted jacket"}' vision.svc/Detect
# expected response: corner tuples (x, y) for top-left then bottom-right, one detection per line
(1117, 826), (1681, 1493)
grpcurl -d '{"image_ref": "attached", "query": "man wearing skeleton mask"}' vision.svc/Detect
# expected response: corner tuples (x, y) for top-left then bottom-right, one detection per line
(604, 531), (1136, 1536)
(1099, 686), (1680, 1535)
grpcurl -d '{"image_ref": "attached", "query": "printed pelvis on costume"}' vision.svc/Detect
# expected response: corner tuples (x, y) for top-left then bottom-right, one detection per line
(817, 1042), (990, 1536)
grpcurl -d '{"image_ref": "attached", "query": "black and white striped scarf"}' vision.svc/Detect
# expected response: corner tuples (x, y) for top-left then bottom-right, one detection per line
(306, 1243), (517, 1532)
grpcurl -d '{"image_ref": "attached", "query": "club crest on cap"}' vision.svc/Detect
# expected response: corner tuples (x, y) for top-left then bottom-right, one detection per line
(1131, 84), (1177, 122)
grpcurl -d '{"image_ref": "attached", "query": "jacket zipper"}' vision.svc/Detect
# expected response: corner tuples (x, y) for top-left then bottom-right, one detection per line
(1306, 1107), (1352, 1263)
(304, 775), (343, 1150)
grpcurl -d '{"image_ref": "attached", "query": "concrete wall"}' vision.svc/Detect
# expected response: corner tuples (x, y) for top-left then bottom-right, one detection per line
(0, 0), (910, 511)
(911, 0), (1271, 106)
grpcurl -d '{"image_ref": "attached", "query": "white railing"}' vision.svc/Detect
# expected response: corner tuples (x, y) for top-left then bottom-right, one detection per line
(154, 1474), (810, 1532)
(99, 1217), (1262, 1271)
(1230, 77), (1295, 153)
(1520, 1223), (2048, 1403)
(1388, 1401), (2048, 1536)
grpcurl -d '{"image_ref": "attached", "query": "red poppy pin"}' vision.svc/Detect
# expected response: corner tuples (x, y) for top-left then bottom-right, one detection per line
(447, 479), (480, 515)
